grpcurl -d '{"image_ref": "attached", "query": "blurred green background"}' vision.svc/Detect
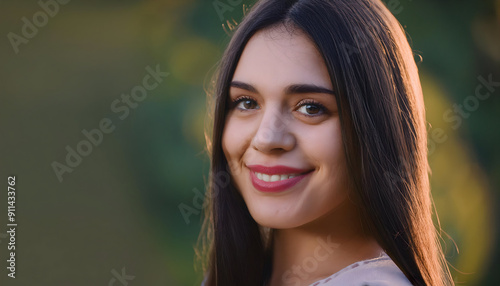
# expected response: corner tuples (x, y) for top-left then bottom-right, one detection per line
(0, 0), (499, 285)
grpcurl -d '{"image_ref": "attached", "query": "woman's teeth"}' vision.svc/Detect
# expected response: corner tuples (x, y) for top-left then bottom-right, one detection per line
(255, 172), (298, 182)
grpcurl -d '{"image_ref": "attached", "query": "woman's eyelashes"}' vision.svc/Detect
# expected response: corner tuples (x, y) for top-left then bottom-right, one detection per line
(231, 96), (259, 111)
(230, 95), (329, 117)
(295, 99), (328, 117)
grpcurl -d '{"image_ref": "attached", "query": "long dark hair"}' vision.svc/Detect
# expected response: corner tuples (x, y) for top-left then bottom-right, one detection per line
(198, 0), (453, 285)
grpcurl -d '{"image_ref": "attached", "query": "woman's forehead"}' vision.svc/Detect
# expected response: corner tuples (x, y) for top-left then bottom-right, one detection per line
(232, 26), (333, 92)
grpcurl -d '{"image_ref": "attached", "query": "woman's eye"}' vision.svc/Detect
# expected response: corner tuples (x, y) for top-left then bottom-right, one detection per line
(234, 98), (259, 110)
(296, 102), (326, 116)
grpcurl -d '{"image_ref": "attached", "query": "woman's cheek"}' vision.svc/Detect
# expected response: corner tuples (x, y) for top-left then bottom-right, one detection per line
(222, 118), (248, 174)
(301, 121), (343, 161)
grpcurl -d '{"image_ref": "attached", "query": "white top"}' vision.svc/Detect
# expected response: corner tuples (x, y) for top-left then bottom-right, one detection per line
(201, 252), (413, 286)
(309, 252), (413, 286)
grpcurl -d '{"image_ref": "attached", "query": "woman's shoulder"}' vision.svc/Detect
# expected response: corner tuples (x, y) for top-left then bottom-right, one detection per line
(309, 252), (413, 286)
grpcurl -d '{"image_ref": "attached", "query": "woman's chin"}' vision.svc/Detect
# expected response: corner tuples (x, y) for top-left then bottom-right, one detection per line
(250, 209), (308, 229)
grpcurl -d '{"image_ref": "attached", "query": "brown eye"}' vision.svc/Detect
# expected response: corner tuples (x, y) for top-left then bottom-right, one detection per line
(234, 97), (260, 110)
(303, 104), (320, 115)
(296, 100), (326, 116)
(242, 100), (257, 109)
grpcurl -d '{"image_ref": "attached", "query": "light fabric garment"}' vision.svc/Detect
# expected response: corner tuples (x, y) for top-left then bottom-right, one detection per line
(308, 252), (413, 286)
(200, 252), (413, 286)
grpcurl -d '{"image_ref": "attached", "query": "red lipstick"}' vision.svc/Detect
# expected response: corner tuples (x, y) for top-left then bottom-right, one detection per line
(247, 165), (313, 193)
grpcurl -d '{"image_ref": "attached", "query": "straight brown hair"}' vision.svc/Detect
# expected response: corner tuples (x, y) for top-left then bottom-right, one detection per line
(198, 0), (454, 285)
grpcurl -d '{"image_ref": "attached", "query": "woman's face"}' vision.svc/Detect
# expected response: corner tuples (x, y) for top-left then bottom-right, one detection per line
(222, 26), (350, 229)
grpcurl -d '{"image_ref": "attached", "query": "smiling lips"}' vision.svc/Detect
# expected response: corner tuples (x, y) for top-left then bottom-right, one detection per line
(247, 165), (313, 192)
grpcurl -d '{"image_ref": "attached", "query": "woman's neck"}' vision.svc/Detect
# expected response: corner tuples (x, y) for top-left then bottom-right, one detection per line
(267, 199), (384, 286)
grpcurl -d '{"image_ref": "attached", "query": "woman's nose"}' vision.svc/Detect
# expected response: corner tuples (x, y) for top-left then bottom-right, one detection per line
(250, 107), (296, 153)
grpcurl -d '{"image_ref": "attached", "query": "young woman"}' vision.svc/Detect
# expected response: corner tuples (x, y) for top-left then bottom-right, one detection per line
(198, 0), (454, 285)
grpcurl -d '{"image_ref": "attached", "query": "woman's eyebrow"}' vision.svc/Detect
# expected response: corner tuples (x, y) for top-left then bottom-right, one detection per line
(230, 81), (258, 93)
(285, 84), (335, 95)
(230, 81), (334, 96)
